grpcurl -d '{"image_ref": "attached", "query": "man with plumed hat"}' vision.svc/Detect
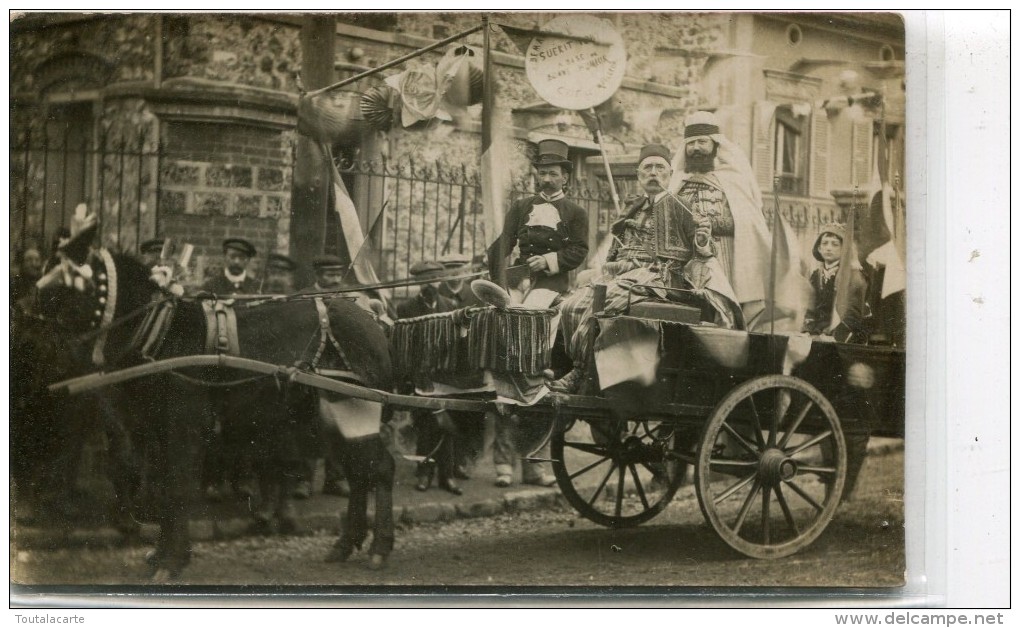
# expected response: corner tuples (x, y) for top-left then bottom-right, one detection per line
(487, 138), (589, 297)
(395, 260), (464, 495)
(667, 110), (778, 331)
(202, 238), (259, 295)
(551, 142), (723, 394)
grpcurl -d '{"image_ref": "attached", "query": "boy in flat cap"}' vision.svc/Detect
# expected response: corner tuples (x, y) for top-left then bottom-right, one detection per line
(488, 138), (589, 297)
(203, 238), (259, 295)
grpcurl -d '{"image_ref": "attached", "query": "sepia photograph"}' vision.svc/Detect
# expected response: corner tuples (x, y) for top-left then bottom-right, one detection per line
(9, 10), (910, 597)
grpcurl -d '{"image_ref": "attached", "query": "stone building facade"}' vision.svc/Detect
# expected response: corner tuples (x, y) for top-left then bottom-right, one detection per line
(9, 12), (905, 283)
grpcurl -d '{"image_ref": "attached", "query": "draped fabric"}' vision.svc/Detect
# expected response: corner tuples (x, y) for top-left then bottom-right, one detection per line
(467, 308), (554, 376)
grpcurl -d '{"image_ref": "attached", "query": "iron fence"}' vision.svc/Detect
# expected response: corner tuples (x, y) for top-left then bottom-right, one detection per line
(10, 127), (162, 261)
(10, 131), (843, 287)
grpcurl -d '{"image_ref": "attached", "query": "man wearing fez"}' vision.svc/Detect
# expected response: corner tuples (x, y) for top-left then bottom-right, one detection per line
(203, 238), (260, 295)
(396, 261), (464, 495)
(551, 143), (719, 394)
(667, 110), (774, 330)
(487, 138), (589, 298)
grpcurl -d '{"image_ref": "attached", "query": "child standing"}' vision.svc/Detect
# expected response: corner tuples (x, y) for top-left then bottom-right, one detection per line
(803, 223), (870, 343)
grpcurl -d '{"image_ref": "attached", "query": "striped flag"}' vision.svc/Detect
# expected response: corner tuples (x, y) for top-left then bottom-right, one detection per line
(480, 18), (513, 286)
(328, 149), (381, 287)
(765, 205), (810, 332)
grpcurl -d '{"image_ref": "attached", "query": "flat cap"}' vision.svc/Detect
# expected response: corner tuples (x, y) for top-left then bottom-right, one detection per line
(140, 238), (165, 254)
(312, 254), (347, 271)
(408, 260), (446, 279)
(266, 252), (297, 272)
(437, 252), (472, 268)
(222, 238), (256, 257)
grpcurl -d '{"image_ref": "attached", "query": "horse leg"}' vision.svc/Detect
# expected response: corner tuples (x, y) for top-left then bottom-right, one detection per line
(325, 432), (369, 563)
(366, 434), (396, 569)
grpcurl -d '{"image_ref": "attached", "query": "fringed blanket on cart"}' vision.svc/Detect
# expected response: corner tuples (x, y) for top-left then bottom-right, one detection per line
(391, 306), (556, 405)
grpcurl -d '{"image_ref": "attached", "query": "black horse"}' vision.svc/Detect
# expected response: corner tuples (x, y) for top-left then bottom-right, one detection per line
(31, 246), (395, 580)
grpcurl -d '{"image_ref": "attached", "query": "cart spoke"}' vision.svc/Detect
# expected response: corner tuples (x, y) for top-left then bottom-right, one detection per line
(772, 390), (792, 448)
(586, 461), (617, 506)
(774, 483), (800, 536)
(746, 394), (767, 449)
(761, 485), (772, 544)
(614, 465), (626, 517)
(569, 455), (612, 481)
(778, 399), (814, 449)
(731, 477), (762, 534)
(720, 422), (761, 457)
(784, 477), (824, 512)
(707, 458), (758, 477)
(629, 463), (650, 511)
(797, 465), (837, 478)
(564, 441), (611, 457)
(787, 430), (834, 457)
(714, 472), (756, 505)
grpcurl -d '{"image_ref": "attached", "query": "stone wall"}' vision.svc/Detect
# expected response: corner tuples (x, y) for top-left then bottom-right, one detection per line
(159, 120), (295, 284)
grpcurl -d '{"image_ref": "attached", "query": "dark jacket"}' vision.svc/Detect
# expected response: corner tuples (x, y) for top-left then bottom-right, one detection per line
(803, 264), (869, 343)
(396, 292), (459, 320)
(201, 271), (260, 295)
(488, 194), (589, 294)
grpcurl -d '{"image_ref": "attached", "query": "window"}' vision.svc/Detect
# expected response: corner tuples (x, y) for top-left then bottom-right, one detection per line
(773, 106), (808, 195)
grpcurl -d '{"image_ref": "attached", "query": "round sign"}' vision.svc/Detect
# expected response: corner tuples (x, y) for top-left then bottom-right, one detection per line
(524, 15), (627, 111)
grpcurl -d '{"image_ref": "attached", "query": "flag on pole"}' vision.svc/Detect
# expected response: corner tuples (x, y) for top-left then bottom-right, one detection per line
(328, 150), (381, 287)
(481, 17), (513, 286)
(859, 133), (906, 299)
(764, 205), (810, 332)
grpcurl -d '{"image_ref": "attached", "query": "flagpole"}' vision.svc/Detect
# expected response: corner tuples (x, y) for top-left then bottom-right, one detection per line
(305, 23), (486, 98)
(769, 177), (781, 340)
(481, 14), (507, 288)
(590, 107), (622, 216)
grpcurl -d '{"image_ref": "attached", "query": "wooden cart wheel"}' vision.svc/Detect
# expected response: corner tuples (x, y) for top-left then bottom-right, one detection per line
(694, 375), (846, 559)
(552, 416), (688, 528)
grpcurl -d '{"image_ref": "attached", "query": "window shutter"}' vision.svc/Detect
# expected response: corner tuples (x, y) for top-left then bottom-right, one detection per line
(751, 101), (776, 192)
(851, 117), (874, 189)
(809, 109), (830, 198)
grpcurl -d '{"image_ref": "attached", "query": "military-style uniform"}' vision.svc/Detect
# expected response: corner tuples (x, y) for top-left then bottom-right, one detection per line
(490, 192), (590, 294)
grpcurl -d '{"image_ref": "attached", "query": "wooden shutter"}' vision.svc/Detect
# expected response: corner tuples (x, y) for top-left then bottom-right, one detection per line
(751, 101), (776, 192)
(851, 117), (874, 189)
(808, 109), (830, 198)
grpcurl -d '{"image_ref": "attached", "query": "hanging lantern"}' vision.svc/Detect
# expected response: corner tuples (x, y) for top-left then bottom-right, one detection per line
(296, 89), (367, 145)
(360, 84), (398, 132)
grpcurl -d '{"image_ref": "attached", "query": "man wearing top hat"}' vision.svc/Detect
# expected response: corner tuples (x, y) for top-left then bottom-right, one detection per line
(551, 142), (720, 393)
(487, 138), (589, 297)
(202, 238), (260, 295)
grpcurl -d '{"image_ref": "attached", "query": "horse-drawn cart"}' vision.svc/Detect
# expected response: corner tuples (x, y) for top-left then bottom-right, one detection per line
(48, 292), (905, 562)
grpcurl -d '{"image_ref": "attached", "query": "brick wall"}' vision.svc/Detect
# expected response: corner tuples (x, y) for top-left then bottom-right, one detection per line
(158, 120), (294, 285)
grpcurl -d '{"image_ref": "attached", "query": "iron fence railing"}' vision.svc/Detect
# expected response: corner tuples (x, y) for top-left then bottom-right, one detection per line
(10, 131), (844, 287)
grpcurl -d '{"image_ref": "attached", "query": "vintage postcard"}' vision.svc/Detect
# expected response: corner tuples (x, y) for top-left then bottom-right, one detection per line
(10, 11), (908, 599)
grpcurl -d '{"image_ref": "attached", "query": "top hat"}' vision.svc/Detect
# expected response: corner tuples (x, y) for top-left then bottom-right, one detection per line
(313, 254), (347, 272)
(222, 238), (256, 257)
(684, 110), (721, 142)
(140, 238), (165, 255)
(266, 252), (297, 272)
(532, 139), (572, 171)
(408, 260), (447, 281)
(638, 143), (672, 166)
(812, 222), (847, 262)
